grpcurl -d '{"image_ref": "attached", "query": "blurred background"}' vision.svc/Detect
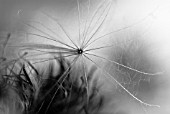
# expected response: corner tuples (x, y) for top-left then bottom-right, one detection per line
(0, 0), (170, 114)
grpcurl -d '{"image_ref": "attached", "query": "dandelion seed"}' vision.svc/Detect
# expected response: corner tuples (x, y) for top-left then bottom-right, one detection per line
(1, 0), (163, 114)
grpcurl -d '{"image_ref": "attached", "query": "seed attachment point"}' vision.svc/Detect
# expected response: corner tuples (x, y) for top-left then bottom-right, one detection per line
(77, 48), (83, 55)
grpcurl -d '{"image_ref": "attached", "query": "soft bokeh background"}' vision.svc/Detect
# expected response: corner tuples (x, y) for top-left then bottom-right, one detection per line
(1, 0), (170, 114)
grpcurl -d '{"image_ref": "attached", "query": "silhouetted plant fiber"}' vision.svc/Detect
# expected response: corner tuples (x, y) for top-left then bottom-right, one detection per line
(0, 54), (105, 114)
